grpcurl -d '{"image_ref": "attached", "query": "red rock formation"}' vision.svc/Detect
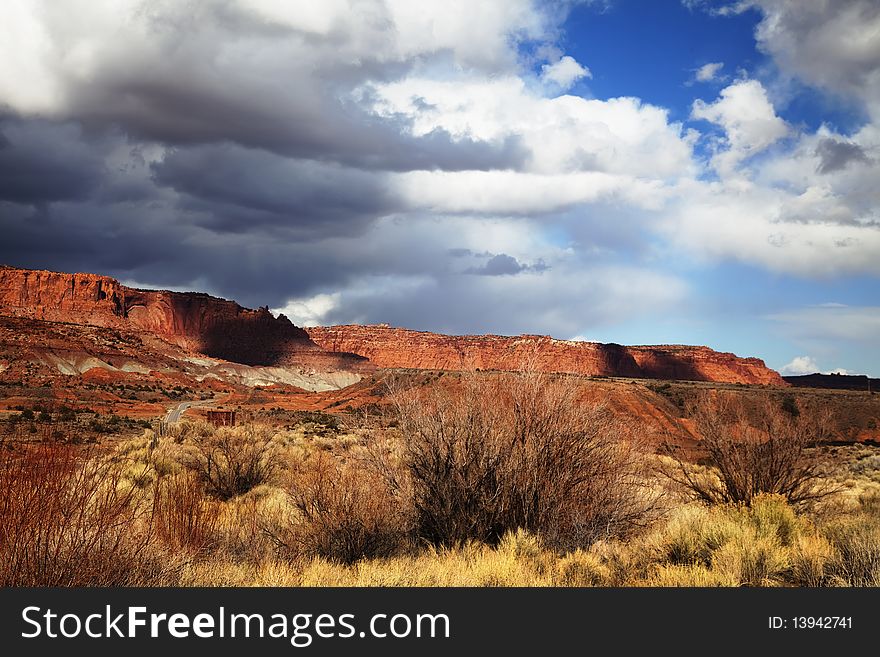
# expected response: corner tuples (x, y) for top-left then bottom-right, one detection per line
(0, 266), (363, 368)
(306, 324), (786, 385)
(0, 266), (784, 384)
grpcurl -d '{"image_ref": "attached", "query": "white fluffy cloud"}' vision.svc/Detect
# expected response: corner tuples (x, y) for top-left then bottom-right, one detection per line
(541, 55), (591, 89)
(272, 292), (341, 328)
(779, 355), (849, 376)
(691, 79), (789, 174)
(394, 170), (669, 215)
(367, 75), (696, 178)
(780, 355), (819, 375)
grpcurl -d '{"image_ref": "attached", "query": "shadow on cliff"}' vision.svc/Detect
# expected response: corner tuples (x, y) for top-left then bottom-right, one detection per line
(629, 348), (705, 383)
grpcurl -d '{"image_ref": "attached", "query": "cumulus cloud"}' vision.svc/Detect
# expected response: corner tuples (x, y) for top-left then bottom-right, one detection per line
(368, 76), (696, 177)
(780, 356), (850, 376)
(541, 55), (591, 89)
(691, 79), (789, 174)
(694, 61), (724, 82)
(272, 293), (341, 328)
(749, 0), (880, 117)
(780, 355), (819, 375)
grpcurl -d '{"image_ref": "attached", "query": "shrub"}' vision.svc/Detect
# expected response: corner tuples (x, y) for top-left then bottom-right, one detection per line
(648, 563), (737, 587)
(183, 425), (280, 500)
(385, 370), (657, 549)
(663, 393), (837, 506)
(556, 550), (611, 586)
(154, 471), (219, 554)
(284, 452), (408, 564)
(0, 445), (173, 586)
(652, 505), (737, 566)
(711, 533), (789, 586)
(787, 534), (833, 587)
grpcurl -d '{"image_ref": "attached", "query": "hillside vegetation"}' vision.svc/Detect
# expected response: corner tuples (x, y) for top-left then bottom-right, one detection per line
(1, 371), (878, 587)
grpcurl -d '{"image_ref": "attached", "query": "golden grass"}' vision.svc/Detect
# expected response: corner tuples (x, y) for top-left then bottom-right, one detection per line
(19, 427), (876, 588)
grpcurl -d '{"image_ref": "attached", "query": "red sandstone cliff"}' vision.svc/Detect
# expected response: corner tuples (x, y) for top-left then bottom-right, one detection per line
(306, 324), (785, 385)
(0, 267), (785, 384)
(0, 266), (362, 369)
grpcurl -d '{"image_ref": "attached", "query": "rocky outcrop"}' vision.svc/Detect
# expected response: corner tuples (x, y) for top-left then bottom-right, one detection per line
(0, 267), (785, 384)
(306, 324), (785, 385)
(0, 266), (364, 369)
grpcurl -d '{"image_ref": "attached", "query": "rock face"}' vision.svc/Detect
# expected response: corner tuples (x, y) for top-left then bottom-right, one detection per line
(306, 324), (786, 385)
(0, 267), (785, 385)
(0, 266), (361, 368)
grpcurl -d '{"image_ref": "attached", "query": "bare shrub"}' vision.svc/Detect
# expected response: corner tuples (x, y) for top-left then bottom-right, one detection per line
(154, 470), (220, 554)
(183, 425), (280, 500)
(0, 444), (173, 586)
(284, 452), (409, 564)
(663, 393), (838, 506)
(384, 370), (657, 549)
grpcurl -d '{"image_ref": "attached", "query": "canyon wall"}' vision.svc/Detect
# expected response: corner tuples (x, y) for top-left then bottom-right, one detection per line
(306, 324), (785, 385)
(0, 267), (785, 384)
(0, 266), (362, 368)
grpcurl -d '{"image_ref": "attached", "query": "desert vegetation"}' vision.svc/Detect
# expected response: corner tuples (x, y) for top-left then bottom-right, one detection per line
(1, 371), (878, 587)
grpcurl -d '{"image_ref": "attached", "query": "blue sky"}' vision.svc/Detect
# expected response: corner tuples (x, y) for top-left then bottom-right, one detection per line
(1, 0), (879, 376)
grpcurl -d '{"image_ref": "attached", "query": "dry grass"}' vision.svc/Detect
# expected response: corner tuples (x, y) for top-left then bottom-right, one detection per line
(2, 402), (878, 587)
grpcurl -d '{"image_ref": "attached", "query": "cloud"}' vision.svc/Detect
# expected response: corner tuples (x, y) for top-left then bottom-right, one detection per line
(691, 79), (789, 174)
(310, 264), (689, 337)
(0, 118), (105, 204)
(1, 0), (880, 353)
(694, 62), (724, 83)
(150, 144), (396, 238)
(779, 355), (850, 375)
(368, 76), (696, 177)
(815, 137), (870, 174)
(662, 178), (880, 276)
(747, 0), (880, 118)
(464, 253), (549, 276)
(0, 0), (552, 170)
(272, 293), (341, 328)
(780, 355), (819, 375)
(541, 55), (591, 89)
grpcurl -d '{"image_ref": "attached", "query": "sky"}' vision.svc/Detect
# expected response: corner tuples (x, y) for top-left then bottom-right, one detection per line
(0, 0), (879, 376)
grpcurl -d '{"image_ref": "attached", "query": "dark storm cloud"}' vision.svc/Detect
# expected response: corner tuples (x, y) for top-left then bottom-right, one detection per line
(0, 118), (104, 204)
(151, 144), (397, 238)
(52, 3), (527, 173)
(70, 73), (527, 172)
(815, 137), (870, 174)
(0, 197), (362, 308)
(0, 111), (454, 309)
(0, 1), (555, 321)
